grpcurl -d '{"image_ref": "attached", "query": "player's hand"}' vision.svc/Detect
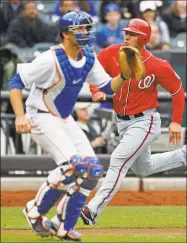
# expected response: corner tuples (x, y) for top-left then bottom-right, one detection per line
(92, 92), (106, 102)
(168, 122), (181, 144)
(15, 115), (35, 134)
(91, 137), (106, 148)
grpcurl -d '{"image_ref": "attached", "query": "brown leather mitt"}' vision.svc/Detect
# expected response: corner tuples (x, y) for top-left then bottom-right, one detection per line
(119, 46), (146, 80)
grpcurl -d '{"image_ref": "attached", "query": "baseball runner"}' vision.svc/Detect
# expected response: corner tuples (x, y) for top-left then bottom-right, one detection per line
(80, 19), (187, 225)
(8, 11), (138, 241)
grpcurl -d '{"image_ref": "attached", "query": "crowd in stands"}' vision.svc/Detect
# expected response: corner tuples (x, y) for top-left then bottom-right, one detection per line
(1, 0), (186, 155)
(1, 0), (186, 51)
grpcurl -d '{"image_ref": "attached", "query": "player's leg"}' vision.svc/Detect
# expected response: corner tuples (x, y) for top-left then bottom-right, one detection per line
(26, 114), (100, 238)
(30, 114), (78, 165)
(23, 113), (79, 236)
(44, 114), (97, 215)
(49, 159), (104, 241)
(130, 145), (186, 178)
(81, 113), (161, 224)
(63, 115), (96, 157)
(23, 165), (70, 236)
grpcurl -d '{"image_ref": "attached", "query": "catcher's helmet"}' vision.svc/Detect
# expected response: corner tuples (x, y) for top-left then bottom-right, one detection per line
(57, 11), (95, 47)
(122, 18), (151, 46)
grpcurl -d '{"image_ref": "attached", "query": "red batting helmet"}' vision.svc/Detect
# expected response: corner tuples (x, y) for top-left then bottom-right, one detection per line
(122, 18), (151, 46)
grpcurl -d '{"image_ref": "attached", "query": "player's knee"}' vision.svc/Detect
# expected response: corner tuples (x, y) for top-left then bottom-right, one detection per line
(87, 164), (104, 181)
(73, 156), (102, 180)
(135, 171), (146, 178)
(71, 155), (100, 166)
(110, 155), (124, 171)
(133, 168), (149, 178)
(47, 164), (74, 188)
(73, 162), (89, 178)
(47, 167), (62, 186)
(70, 155), (83, 164)
(83, 156), (100, 165)
(77, 164), (104, 195)
(47, 156), (102, 190)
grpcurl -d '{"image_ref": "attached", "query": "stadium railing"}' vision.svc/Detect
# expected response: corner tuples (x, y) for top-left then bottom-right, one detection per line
(1, 91), (186, 155)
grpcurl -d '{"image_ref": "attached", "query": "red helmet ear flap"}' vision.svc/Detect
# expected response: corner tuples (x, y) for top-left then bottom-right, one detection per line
(138, 33), (148, 46)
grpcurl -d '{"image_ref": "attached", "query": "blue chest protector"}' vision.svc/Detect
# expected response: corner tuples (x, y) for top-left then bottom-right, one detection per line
(53, 47), (95, 118)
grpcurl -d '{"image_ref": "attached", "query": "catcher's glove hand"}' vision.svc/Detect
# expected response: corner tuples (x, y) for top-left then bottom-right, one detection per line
(119, 46), (146, 80)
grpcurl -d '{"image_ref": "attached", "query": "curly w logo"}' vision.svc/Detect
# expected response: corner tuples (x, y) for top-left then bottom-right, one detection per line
(138, 74), (155, 89)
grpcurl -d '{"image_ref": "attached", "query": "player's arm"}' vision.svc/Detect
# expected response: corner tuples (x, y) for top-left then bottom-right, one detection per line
(9, 50), (56, 134)
(89, 84), (106, 102)
(88, 48), (126, 100)
(88, 46), (143, 99)
(87, 55), (127, 95)
(89, 49), (108, 101)
(157, 60), (185, 144)
(9, 74), (35, 134)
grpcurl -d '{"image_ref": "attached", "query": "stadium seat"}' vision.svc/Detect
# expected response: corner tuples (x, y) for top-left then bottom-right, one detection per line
(32, 42), (55, 57)
(171, 33), (186, 50)
(37, 0), (56, 14)
(1, 117), (16, 155)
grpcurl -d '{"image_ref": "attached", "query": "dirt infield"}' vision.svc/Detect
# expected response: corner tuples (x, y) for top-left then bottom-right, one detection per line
(1, 190), (186, 206)
(2, 228), (186, 235)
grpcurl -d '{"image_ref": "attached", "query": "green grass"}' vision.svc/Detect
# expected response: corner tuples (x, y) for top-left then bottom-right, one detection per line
(1, 233), (186, 243)
(1, 206), (186, 243)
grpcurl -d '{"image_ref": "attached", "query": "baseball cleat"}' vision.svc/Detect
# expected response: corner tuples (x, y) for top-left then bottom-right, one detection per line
(63, 230), (82, 242)
(47, 216), (82, 241)
(23, 208), (52, 237)
(80, 206), (97, 225)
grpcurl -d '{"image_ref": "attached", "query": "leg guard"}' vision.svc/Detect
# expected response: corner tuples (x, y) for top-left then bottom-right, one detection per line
(53, 161), (104, 237)
(70, 155), (83, 164)
(27, 164), (76, 218)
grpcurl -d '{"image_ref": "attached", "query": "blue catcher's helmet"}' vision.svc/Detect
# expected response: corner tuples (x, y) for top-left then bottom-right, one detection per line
(57, 11), (96, 48)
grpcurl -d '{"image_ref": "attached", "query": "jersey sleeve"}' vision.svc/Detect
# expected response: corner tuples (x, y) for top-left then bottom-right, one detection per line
(86, 53), (112, 88)
(156, 60), (182, 95)
(156, 60), (185, 124)
(89, 84), (102, 95)
(97, 48), (110, 73)
(17, 50), (58, 89)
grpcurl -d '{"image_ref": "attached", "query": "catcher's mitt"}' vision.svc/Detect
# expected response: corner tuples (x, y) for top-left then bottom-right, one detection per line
(119, 46), (146, 80)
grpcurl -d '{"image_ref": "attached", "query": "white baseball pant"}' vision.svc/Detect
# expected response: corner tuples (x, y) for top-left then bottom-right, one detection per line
(27, 112), (95, 165)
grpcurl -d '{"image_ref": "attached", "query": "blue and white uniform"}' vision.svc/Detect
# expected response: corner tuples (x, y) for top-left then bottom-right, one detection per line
(10, 11), (113, 240)
(16, 44), (112, 164)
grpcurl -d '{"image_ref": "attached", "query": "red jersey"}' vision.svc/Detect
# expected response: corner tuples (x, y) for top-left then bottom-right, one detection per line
(90, 44), (185, 124)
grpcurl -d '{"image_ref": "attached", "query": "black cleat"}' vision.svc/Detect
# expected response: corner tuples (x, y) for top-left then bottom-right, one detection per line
(80, 206), (97, 225)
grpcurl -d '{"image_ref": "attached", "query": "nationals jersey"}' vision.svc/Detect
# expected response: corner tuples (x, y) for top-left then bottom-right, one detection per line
(90, 44), (185, 124)
(17, 44), (111, 116)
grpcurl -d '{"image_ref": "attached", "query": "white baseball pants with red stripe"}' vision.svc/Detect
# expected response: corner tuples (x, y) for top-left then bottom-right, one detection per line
(88, 111), (186, 216)
(27, 112), (95, 165)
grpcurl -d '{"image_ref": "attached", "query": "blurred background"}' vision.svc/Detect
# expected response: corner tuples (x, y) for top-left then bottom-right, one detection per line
(1, 0), (186, 179)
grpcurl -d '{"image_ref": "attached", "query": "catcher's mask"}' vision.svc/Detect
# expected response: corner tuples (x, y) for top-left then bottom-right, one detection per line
(122, 18), (151, 46)
(57, 11), (96, 48)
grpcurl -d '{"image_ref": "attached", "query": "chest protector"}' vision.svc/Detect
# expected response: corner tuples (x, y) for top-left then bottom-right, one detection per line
(43, 46), (95, 118)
